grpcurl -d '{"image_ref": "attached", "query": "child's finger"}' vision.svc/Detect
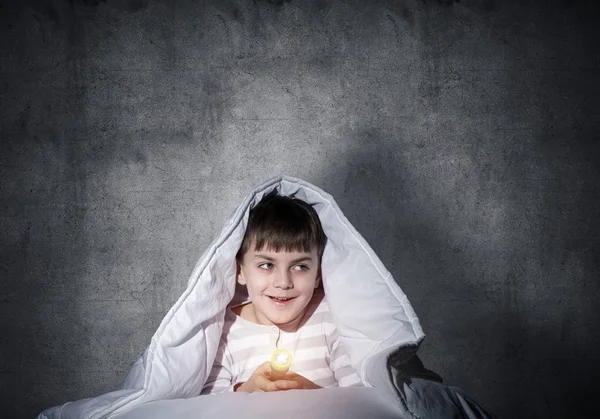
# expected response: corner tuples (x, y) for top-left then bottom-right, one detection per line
(258, 376), (280, 392)
(255, 361), (272, 376)
(274, 379), (300, 390)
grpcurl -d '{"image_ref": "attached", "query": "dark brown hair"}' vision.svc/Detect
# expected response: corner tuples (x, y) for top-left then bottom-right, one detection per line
(235, 189), (327, 263)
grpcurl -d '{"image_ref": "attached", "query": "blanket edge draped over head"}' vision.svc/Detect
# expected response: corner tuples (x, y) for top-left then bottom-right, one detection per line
(37, 175), (425, 419)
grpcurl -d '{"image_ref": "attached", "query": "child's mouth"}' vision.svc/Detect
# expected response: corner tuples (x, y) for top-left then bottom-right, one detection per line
(268, 296), (295, 305)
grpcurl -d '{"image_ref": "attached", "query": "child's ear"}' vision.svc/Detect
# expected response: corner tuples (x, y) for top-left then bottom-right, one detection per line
(236, 262), (247, 286)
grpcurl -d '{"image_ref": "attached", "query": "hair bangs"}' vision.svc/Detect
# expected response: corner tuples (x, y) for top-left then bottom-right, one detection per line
(236, 190), (327, 263)
(251, 223), (317, 255)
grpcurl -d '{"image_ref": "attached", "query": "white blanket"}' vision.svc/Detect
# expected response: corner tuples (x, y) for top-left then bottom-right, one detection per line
(37, 175), (425, 419)
(109, 386), (406, 419)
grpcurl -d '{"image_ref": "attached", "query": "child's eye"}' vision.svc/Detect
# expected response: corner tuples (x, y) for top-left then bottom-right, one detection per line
(294, 265), (309, 272)
(258, 262), (273, 270)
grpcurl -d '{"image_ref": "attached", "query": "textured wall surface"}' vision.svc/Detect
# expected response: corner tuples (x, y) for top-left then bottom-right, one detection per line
(1, 0), (599, 418)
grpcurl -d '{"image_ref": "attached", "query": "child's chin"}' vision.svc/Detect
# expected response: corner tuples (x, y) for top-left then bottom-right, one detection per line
(275, 309), (308, 324)
(266, 308), (302, 322)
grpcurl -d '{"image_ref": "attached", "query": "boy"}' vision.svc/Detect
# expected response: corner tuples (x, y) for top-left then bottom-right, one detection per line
(201, 190), (362, 394)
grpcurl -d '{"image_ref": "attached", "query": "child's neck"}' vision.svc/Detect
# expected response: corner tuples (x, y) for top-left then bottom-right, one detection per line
(236, 302), (303, 332)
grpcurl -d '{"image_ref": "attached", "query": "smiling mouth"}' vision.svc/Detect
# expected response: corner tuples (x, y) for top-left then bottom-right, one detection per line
(268, 296), (296, 303)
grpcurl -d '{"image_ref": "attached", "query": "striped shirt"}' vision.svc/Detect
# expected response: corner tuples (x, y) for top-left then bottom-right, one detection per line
(201, 293), (362, 394)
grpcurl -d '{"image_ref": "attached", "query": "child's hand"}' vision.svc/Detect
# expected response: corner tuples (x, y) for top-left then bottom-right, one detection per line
(235, 362), (301, 393)
(279, 371), (323, 390)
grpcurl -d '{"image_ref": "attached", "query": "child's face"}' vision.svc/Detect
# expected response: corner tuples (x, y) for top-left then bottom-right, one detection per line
(236, 243), (321, 331)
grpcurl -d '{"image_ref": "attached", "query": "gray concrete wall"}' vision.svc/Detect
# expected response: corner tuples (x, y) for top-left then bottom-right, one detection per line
(1, 0), (599, 417)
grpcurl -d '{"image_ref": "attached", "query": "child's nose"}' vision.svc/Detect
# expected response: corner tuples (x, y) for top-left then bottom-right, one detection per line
(273, 270), (293, 289)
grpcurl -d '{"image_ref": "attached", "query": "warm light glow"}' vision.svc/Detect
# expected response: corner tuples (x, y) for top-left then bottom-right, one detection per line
(274, 352), (289, 365)
(270, 349), (292, 373)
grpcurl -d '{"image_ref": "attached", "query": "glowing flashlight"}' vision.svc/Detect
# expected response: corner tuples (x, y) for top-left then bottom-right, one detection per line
(270, 348), (292, 380)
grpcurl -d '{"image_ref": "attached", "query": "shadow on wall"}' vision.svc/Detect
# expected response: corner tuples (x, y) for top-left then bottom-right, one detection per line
(529, 3), (600, 414)
(1, 1), (166, 417)
(1, 4), (93, 419)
